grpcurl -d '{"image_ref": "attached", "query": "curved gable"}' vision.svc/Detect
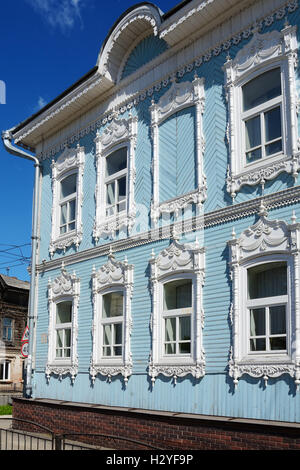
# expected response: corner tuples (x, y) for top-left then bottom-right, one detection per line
(97, 3), (162, 84)
(120, 34), (168, 81)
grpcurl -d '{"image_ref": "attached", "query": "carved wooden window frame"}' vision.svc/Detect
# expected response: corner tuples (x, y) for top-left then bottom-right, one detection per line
(93, 114), (138, 241)
(50, 144), (85, 257)
(150, 76), (206, 225)
(224, 24), (299, 199)
(90, 251), (134, 386)
(148, 239), (206, 386)
(228, 203), (300, 389)
(46, 264), (80, 384)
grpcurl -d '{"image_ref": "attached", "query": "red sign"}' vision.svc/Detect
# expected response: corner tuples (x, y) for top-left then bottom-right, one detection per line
(21, 342), (29, 358)
(21, 326), (29, 342)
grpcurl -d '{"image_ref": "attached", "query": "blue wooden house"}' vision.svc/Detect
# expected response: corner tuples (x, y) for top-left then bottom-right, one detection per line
(3, 0), (300, 449)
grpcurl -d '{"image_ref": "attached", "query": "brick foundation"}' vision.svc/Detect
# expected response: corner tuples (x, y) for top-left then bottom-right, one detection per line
(12, 397), (300, 450)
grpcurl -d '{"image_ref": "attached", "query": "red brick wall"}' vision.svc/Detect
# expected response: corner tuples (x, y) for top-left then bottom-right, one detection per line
(12, 397), (300, 450)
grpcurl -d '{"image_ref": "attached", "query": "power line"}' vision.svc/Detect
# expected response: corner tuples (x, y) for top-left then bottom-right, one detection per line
(0, 243), (31, 276)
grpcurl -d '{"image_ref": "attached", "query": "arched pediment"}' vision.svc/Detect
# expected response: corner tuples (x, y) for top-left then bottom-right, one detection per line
(97, 3), (162, 83)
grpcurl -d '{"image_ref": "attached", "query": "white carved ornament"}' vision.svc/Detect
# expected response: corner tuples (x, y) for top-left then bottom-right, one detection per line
(46, 263), (80, 383)
(150, 76), (206, 224)
(148, 238), (206, 385)
(228, 203), (300, 389)
(224, 24), (299, 198)
(93, 114), (138, 241)
(90, 249), (134, 386)
(50, 144), (85, 257)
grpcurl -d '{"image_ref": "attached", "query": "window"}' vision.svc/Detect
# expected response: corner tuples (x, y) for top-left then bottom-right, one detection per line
(50, 145), (85, 257)
(0, 361), (10, 381)
(55, 301), (72, 359)
(46, 265), (80, 383)
(2, 318), (12, 342)
(163, 280), (192, 355)
(90, 252), (134, 386)
(93, 115), (138, 241)
(102, 291), (123, 358)
(247, 262), (287, 353)
(105, 148), (127, 218)
(224, 26), (299, 198)
(59, 173), (77, 235)
(228, 205), (300, 388)
(150, 77), (206, 225)
(149, 239), (205, 386)
(243, 68), (283, 164)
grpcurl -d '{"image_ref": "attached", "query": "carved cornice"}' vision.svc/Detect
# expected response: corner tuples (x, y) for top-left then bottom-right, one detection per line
(35, 2), (298, 162)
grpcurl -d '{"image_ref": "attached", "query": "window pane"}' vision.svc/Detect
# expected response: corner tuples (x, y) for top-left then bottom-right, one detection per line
(265, 140), (282, 157)
(179, 316), (191, 341)
(165, 343), (176, 354)
(250, 308), (265, 336)
(106, 183), (115, 206)
(65, 328), (71, 348)
(270, 337), (286, 350)
(56, 330), (63, 348)
(69, 199), (76, 222)
(118, 177), (127, 200)
(56, 302), (72, 324)
(248, 262), (287, 299)
(114, 323), (123, 345)
(106, 147), (127, 177)
(264, 107), (281, 143)
(103, 324), (111, 346)
(245, 115), (261, 150)
(243, 68), (281, 111)
(60, 203), (67, 226)
(165, 317), (176, 342)
(61, 173), (77, 198)
(164, 279), (192, 310)
(179, 342), (191, 354)
(250, 337), (266, 351)
(102, 292), (123, 318)
(270, 305), (286, 335)
(246, 148), (262, 164)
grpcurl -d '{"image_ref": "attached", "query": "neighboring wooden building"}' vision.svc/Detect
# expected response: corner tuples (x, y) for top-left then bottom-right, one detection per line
(0, 275), (29, 399)
(3, 0), (300, 449)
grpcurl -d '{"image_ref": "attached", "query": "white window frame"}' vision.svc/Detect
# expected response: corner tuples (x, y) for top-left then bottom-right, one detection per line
(150, 76), (206, 225)
(228, 203), (300, 389)
(148, 238), (205, 386)
(93, 114), (138, 241)
(0, 360), (10, 382)
(104, 144), (128, 219)
(224, 25), (299, 199)
(50, 144), (85, 257)
(46, 264), (80, 383)
(100, 288), (124, 359)
(161, 277), (193, 358)
(90, 250), (134, 386)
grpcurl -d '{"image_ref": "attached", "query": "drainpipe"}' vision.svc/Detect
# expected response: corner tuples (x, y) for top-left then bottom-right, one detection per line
(2, 128), (41, 398)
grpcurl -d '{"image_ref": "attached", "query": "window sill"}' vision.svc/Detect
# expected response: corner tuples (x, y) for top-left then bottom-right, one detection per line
(227, 152), (300, 198)
(149, 358), (205, 385)
(49, 228), (82, 256)
(90, 360), (132, 385)
(229, 356), (295, 387)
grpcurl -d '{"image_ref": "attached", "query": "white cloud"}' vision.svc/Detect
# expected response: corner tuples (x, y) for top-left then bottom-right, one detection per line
(26, 0), (84, 32)
(37, 97), (47, 109)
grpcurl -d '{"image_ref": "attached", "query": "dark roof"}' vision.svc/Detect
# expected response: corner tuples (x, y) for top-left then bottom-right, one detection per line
(0, 274), (30, 291)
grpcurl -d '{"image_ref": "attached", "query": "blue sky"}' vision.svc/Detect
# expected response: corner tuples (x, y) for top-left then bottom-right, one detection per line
(0, 0), (178, 281)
